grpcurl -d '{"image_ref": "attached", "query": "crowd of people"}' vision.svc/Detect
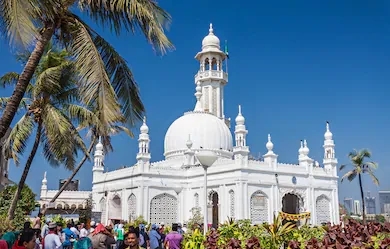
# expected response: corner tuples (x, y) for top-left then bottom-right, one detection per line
(0, 218), (185, 249)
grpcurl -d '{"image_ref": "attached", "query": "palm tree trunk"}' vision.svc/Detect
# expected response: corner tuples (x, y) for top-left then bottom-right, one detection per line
(8, 121), (43, 220)
(358, 173), (366, 225)
(47, 138), (96, 206)
(0, 25), (55, 140)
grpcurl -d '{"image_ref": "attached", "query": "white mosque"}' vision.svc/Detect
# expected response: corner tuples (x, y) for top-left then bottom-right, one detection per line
(39, 24), (340, 227)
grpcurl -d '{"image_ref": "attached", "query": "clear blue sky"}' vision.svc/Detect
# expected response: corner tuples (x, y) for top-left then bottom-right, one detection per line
(1, 0), (389, 212)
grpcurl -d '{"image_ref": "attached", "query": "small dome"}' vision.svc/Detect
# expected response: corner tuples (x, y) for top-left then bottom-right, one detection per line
(298, 141), (304, 154)
(324, 122), (332, 140)
(202, 24), (220, 50)
(164, 111), (233, 159)
(140, 116), (149, 134)
(235, 106), (245, 125)
(266, 134), (273, 151)
(96, 141), (103, 150)
(302, 140), (309, 155)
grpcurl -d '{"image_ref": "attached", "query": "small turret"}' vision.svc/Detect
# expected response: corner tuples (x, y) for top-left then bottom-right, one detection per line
(233, 105), (249, 166)
(137, 117), (151, 173)
(263, 134), (278, 168)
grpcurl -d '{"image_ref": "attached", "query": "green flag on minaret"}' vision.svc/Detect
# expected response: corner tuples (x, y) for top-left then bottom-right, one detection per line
(224, 40), (229, 59)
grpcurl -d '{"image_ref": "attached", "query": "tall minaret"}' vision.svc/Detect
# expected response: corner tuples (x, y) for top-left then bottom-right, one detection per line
(92, 137), (104, 182)
(136, 117), (151, 173)
(233, 105), (249, 166)
(195, 23), (228, 123)
(323, 122), (338, 175)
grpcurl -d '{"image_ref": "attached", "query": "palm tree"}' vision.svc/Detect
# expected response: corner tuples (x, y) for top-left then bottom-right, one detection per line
(340, 149), (379, 225)
(0, 0), (174, 139)
(0, 47), (92, 219)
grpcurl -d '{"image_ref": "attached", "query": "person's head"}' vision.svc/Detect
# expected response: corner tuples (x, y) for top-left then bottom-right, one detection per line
(90, 221), (96, 228)
(48, 222), (57, 232)
(139, 224), (145, 232)
(126, 227), (140, 248)
(18, 230), (36, 249)
(23, 222), (31, 231)
(38, 213), (42, 218)
(67, 223), (72, 229)
(151, 224), (158, 230)
(171, 223), (178, 232)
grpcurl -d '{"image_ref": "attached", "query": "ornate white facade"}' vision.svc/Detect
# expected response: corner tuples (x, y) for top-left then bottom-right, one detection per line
(40, 24), (340, 226)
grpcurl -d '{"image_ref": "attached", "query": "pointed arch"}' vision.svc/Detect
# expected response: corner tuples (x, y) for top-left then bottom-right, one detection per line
(194, 193), (199, 208)
(108, 194), (122, 220)
(128, 194), (137, 222)
(150, 193), (177, 225)
(316, 195), (331, 225)
(99, 198), (106, 224)
(250, 190), (268, 224)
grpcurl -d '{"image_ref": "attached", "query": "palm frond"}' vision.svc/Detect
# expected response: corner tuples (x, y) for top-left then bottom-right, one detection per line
(78, 0), (174, 54)
(0, 97), (30, 110)
(341, 170), (357, 183)
(2, 114), (35, 165)
(367, 169), (379, 186)
(66, 16), (123, 126)
(34, 61), (73, 96)
(41, 103), (89, 170)
(66, 103), (99, 127)
(0, 0), (39, 49)
(0, 72), (19, 87)
(70, 16), (144, 127)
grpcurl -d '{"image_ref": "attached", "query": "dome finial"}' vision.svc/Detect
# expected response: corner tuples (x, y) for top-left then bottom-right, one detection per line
(140, 116), (149, 134)
(266, 134), (274, 151)
(209, 23), (213, 34)
(324, 121), (333, 140)
(194, 82), (203, 111)
(303, 139), (310, 155)
(235, 105), (245, 125)
(186, 134), (193, 149)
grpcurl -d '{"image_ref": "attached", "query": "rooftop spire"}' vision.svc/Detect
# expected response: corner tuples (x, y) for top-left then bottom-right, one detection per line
(209, 23), (213, 34)
(194, 82), (203, 111)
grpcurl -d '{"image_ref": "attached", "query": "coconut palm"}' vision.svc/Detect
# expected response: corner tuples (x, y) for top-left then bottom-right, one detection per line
(0, 47), (93, 219)
(0, 0), (174, 139)
(340, 149), (379, 225)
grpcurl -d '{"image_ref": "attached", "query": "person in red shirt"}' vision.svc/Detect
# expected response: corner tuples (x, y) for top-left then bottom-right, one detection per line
(12, 231), (36, 249)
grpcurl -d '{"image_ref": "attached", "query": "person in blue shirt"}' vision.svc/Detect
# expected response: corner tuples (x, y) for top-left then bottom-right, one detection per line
(148, 225), (161, 249)
(62, 224), (78, 249)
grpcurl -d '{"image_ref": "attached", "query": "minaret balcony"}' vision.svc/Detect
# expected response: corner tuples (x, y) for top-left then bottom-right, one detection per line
(195, 70), (228, 82)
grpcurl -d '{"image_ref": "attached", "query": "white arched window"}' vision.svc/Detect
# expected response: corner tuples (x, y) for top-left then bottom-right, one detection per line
(250, 191), (268, 224)
(228, 190), (235, 218)
(128, 194), (137, 222)
(150, 193), (178, 225)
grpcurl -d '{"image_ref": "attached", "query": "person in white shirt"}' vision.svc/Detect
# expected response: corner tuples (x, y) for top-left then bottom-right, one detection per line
(70, 225), (80, 237)
(79, 223), (88, 238)
(44, 222), (62, 249)
(89, 221), (96, 234)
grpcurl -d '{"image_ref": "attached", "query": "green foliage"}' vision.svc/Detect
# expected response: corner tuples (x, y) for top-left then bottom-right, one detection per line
(0, 214), (16, 233)
(284, 225), (325, 248)
(183, 229), (205, 249)
(0, 185), (37, 229)
(124, 216), (148, 231)
(79, 195), (93, 224)
(375, 215), (386, 223)
(186, 207), (203, 232)
(50, 215), (66, 227)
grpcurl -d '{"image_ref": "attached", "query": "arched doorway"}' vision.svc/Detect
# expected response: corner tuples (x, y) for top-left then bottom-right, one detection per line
(282, 193), (300, 226)
(211, 192), (219, 228)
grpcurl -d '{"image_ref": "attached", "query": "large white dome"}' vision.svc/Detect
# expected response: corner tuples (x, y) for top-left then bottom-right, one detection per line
(164, 111), (233, 159)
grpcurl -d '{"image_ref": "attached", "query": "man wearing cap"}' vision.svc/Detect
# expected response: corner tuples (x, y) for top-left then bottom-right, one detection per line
(44, 222), (62, 249)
